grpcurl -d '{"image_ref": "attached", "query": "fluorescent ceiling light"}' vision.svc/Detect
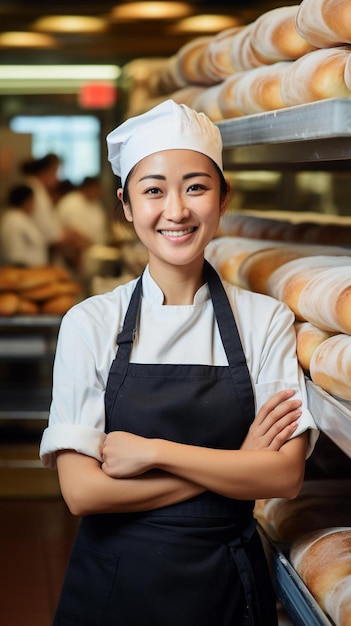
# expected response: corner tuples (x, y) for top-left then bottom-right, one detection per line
(32, 15), (107, 33)
(0, 65), (121, 81)
(169, 14), (239, 34)
(110, 2), (193, 20)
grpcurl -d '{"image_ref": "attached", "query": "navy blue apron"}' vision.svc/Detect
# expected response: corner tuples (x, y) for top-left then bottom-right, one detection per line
(53, 261), (278, 626)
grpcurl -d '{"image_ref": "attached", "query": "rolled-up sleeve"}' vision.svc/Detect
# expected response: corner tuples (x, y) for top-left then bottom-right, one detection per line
(253, 299), (319, 457)
(39, 305), (112, 469)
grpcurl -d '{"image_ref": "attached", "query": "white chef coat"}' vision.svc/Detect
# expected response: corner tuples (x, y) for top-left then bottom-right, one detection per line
(40, 265), (318, 469)
(57, 190), (108, 245)
(25, 176), (64, 245)
(0, 209), (49, 267)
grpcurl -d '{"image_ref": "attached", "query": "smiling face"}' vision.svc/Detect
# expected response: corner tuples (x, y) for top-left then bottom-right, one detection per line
(118, 149), (229, 278)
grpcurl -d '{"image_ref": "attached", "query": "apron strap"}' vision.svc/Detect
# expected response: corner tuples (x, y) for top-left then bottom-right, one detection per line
(228, 519), (263, 626)
(204, 260), (255, 426)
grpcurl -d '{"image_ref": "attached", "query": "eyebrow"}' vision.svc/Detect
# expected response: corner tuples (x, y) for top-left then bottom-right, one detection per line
(137, 172), (212, 182)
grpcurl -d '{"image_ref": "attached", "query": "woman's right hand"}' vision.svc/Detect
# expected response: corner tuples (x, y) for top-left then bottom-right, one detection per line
(241, 389), (302, 452)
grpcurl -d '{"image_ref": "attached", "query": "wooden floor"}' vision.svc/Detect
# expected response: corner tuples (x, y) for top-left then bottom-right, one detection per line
(0, 497), (78, 626)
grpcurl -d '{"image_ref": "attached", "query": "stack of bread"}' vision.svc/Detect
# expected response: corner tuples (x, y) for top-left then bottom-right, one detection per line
(123, 1), (351, 120)
(254, 481), (351, 625)
(205, 235), (351, 402)
(0, 265), (82, 316)
(290, 527), (351, 626)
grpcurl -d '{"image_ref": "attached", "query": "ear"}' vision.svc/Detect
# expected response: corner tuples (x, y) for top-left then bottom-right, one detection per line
(117, 188), (133, 223)
(219, 179), (231, 217)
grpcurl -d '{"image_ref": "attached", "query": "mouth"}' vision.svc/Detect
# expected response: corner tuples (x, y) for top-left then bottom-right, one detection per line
(159, 227), (197, 237)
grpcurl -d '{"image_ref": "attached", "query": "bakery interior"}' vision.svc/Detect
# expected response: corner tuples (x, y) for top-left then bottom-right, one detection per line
(1, 0), (351, 624)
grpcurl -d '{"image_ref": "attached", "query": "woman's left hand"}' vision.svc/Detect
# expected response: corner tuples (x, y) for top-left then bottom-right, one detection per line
(101, 431), (154, 478)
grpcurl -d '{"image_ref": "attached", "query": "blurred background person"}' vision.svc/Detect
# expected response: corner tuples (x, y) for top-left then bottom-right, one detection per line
(56, 176), (109, 246)
(0, 183), (48, 267)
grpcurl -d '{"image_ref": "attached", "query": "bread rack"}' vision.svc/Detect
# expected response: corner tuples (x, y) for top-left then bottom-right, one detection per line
(217, 98), (351, 626)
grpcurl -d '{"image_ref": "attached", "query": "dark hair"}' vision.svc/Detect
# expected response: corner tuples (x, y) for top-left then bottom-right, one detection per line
(7, 184), (34, 207)
(122, 160), (229, 205)
(20, 153), (60, 176)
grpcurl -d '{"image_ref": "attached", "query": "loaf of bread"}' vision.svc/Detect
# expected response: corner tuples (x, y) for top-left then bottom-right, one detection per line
(290, 527), (351, 626)
(0, 292), (21, 316)
(216, 73), (246, 119)
(175, 37), (219, 86)
(296, 0), (351, 47)
(298, 266), (351, 333)
(255, 481), (351, 543)
(205, 236), (283, 286)
(229, 23), (263, 72)
(295, 321), (336, 371)
(266, 255), (351, 319)
(233, 61), (292, 115)
(0, 265), (81, 316)
(238, 247), (306, 294)
(280, 46), (351, 106)
(310, 333), (351, 401)
(206, 26), (244, 80)
(190, 83), (224, 121)
(250, 5), (316, 64)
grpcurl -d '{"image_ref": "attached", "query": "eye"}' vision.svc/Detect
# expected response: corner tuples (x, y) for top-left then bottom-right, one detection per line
(187, 183), (207, 193)
(144, 187), (162, 195)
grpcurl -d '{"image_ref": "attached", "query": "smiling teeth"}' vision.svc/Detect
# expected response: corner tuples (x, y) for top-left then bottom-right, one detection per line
(161, 228), (194, 237)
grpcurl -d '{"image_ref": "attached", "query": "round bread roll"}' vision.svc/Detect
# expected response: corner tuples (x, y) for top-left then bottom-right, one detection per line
(0, 267), (24, 291)
(310, 333), (351, 400)
(238, 247), (304, 294)
(298, 266), (351, 333)
(280, 46), (351, 107)
(295, 321), (336, 371)
(250, 5), (317, 64)
(41, 294), (76, 315)
(296, 0), (351, 47)
(0, 292), (20, 316)
(266, 255), (351, 319)
(290, 527), (351, 626)
(21, 280), (81, 302)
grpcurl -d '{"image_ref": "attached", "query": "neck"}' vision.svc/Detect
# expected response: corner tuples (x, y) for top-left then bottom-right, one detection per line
(148, 258), (205, 305)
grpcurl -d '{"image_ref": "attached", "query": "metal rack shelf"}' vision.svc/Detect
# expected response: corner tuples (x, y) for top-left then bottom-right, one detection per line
(218, 98), (351, 169)
(306, 379), (351, 459)
(259, 528), (333, 626)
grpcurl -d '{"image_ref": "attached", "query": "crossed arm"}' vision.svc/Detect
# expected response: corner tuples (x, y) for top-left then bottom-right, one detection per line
(56, 389), (307, 517)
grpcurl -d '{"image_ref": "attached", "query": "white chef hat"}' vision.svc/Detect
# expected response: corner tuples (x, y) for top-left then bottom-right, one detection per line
(106, 99), (223, 185)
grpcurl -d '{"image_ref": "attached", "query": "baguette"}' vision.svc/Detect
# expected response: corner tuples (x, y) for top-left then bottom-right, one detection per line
(280, 46), (351, 106)
(298, 266), (351, 333)
(0, 292), (20, 316)
(310, 333), (351, 400)
(295, 321), (336, 371)
(290, 527), (351, 626)
(296, 0), (351, 47)
(250, 5), (316, 64)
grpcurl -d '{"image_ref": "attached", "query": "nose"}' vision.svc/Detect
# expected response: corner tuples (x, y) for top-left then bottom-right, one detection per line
(163, 191), (190, 222)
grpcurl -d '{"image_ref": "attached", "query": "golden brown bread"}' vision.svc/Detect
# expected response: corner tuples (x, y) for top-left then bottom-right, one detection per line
(17, 299), (40, 315)
(250, 5), (316, 64)
(0, 267), (24, 291)
(280, 46), (351, 106)
(0, 292), (20, 316)
(290, 527), (351, 626)
(295, 321), (336, 371)
(233, 61), (291, 114)
(310, 333), (351, 401)
(206, 26), (244, 80)
(266, 255), (351, 319)
(238, 247), (304, 294)
(296, 0), (351, 47)
(298, 266), (351, 333)
(17, 265), (72, 290)
(41, 294), (76, 315)
(175, 37), (218, 86)
(21, 279), (81, 302)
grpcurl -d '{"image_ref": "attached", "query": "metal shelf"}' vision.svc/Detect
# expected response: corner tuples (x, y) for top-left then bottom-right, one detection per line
(217, 98), (351, 169)
(306, 379), (351, 459)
